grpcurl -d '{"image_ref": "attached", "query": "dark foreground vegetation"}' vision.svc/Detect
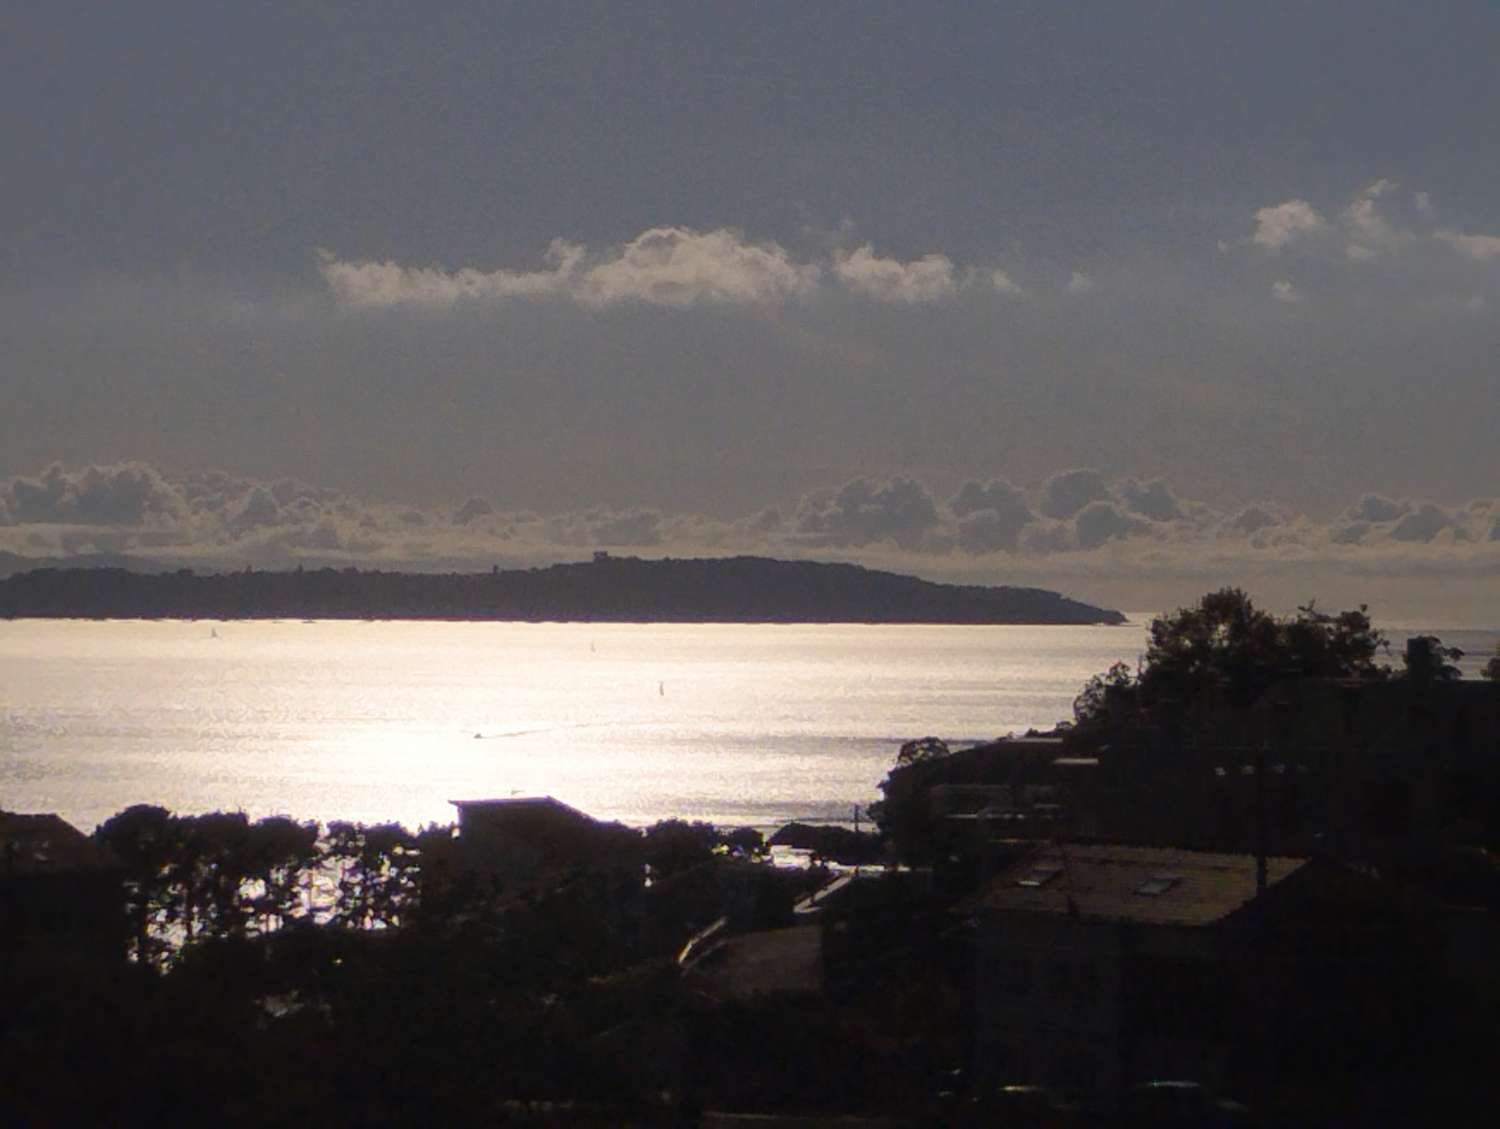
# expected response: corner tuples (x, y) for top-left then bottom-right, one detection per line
(6, 588), (1500, 1126)
(0, 554), (1126, 624)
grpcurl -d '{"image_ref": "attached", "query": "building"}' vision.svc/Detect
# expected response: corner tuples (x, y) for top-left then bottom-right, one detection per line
(448, 795), (642, 884)
(962, 842), (1393, 1097)
(1, 811), (125, 970)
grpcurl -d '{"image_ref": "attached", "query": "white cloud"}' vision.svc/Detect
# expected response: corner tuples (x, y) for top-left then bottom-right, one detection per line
(989, 269), (1024, 296)
(1067, 270), (1094, 294)
(577, 227), (820, 307)
(1414, 191), (1434, 219)
(320, 228), (818, 310)
(1252, 199), (1325, 250)
(318, 240), (583, 308)
(831, 244), (957, 303)
(1341, 180), (1404, 260)
(1435, 229), (1500, 261)
(1271, 279), (1301, 303)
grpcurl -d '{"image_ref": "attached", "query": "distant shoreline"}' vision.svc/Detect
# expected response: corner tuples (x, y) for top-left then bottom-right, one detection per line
(0, 553), (1127, 626)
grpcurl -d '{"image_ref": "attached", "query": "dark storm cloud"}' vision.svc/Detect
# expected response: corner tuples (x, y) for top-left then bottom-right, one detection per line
(950, 480), (1035, 555)
(1224, 505), (1290, 538)
(1117, 478), (1185, 523)
(1390, 503), (1454, 543)
(1346, 494), (1411, 524)
(585, 511), (664, 548)
(452, 498), (494, 526)
(1074, 502), (1146, 551)
(1039, 470), (1112, 520)
(1, 463), (184, 527)
(794, 478), (943, 551)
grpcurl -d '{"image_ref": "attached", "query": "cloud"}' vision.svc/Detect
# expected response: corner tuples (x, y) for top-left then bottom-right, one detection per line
(322, 229), (1036, 310)
(321, 227), (819, 310)
(1252, 199), (1326, 250)
(452, 497), (494, 526)
(831, 245), (957, 303)
(318, 240), (583, 308)
(577, 227), (820, 307)
(1067, 270), (1094, 294)
(1346, 493), (1410, 523)
(1271, 280), (1301, 303)
(228, 487), (282, 536)
(585, 510), (663, 547)
(794, 477), (942, 550)
(1224, 504), (1289, 537)
(1245, 179), (1500, 276)
(989, 269), (1024, 296)
(1, 463), (184, 527)
(3, 463), (1498, 626)
(1040, 469), (1111, 520)
(950, 479), (1034, 553)
(1389, 502), (1452, 543)
(1115, 478), (1183, 522)
(1435, 229), (1500, 261)
(1074, 500), (1144, 550)
(1341, 180), (1404, 261)
(1330, 520), (1370, 546)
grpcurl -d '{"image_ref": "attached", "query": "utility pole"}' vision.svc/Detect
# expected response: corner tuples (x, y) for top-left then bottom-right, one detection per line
(852, 804), (860, 877)
(1255, 740), (1268, 896)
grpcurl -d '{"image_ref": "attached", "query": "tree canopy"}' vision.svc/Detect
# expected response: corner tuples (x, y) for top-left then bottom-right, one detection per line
(1076, 589), (1389, 724)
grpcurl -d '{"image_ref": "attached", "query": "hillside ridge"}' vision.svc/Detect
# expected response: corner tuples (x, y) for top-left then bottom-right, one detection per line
(0, 553), (1126, 625)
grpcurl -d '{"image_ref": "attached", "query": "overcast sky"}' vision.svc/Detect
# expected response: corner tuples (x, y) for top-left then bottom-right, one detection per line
(3, 2), (1497, 622)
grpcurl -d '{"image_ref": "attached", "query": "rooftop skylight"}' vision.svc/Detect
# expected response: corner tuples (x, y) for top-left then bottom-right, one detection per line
(1016, 862), (1064, 888)
(1135, 873), (1181, 896)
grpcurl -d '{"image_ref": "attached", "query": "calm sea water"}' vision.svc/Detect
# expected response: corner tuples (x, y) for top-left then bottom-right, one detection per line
(3, 618), (1494, 833)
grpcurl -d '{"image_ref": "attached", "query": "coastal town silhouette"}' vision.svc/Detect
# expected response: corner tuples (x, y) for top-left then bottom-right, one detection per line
(6, 577), (1499, 1125)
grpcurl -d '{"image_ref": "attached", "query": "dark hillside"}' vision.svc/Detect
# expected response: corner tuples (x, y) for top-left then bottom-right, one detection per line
(0, 554), (1125, 625)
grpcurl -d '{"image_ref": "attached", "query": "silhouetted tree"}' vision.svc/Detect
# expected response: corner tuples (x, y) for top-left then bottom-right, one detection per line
(1484, 645), (1500, 682)
(895, 735), (951, 766)
(1073, 661), (1138, 726)
(643, 819), (719, 880)
(326, 821), (419, 929)
(243, 816), (320, 933)
(1139, 589), (1386, 708)
(95, 803), (176, 967)
(1403, 635), (1465, 681)
(171, 812), (254, 941)
(869, 738), (955, 862)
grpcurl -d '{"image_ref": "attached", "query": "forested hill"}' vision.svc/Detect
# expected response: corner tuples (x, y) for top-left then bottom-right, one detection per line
(0, 555), (1126, 625)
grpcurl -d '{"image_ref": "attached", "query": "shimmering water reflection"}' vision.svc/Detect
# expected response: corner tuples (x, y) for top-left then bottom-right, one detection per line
(5, 617), (1145, 831)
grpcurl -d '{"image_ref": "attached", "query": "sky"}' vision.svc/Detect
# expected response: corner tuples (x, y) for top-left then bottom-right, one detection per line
(3, 2), (1498, 623)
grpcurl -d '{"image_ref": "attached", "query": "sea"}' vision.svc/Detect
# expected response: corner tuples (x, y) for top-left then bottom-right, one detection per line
(3, 617), (1496, 834)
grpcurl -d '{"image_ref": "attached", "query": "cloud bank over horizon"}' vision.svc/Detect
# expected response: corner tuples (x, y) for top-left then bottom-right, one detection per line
(4, 461), (1496, 623)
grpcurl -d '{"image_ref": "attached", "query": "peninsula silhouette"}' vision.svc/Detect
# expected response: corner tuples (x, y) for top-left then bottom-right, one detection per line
(0, 554), (1125, 625)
